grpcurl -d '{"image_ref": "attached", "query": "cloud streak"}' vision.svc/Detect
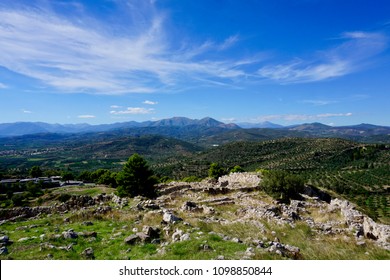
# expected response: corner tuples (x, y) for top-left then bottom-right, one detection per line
(0, 3), (257, 94)
(254, 112), (353, 123)
(0, 2), (387, 96)
(143, 100), (158, 105)
(110, 107), (155, 115)
(258, 32), (388, 83)
(78, 115), (96, 119)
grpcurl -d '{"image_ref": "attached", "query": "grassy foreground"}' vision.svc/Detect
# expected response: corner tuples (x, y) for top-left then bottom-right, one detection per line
(1, 184), (389, 260)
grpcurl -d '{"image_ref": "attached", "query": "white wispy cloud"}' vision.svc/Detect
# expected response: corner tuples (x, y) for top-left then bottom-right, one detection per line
(78, 115), (96, 119)
(218, 35), (239, 51)
(221, 117), (237, 123)
(110, 105), (122, 109)
(143, 100), (158, 105)
(0, 82), (7, 89)
(254, 113), (353, 122)
(258, 32), (388, 83)
(0, 2), (259, 94)
(302, 99), (337, 106)
(21, 109), (32, 114)
(110, 107), (155, 115)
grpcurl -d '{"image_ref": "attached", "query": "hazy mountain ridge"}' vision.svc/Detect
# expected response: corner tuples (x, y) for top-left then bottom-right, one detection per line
(0, 117), (239, 137)
(0, 117), (389, 145)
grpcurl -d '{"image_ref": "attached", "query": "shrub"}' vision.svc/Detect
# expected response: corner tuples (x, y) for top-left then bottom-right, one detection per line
(208, 163), (226, 179)
(58, 193), (72, 203)
(261, 170), (304, 203)
(230, 165), (244, 173)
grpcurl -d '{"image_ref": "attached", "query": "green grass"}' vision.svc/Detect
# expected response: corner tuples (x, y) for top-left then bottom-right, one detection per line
(1, 181), (389, 260)
(154, 233), (247, 260)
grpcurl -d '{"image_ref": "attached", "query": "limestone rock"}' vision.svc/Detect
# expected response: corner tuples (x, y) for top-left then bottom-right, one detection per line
(79, 231), (97, 238)
(0, 235), (10, 245)
(180, 233), (191, 241)
(124, 234), (140, 245)
(363, 216), (390, 243)
(268, 241), (300, 259)
(172, 229), (184, 242)
(136, 232), (151, 243)
(181, 201), (200, 212)
(82, 247), (95, 259)
(62, 229), (78, 239)
(142, 226), (160, 239)
(163, 212), (182, 224)
(0, 246), (8, 255)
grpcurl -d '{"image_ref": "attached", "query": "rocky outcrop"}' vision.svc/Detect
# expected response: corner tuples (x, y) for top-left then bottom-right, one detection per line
(218, 173), (261, 187)
(330, 198), (390, 250)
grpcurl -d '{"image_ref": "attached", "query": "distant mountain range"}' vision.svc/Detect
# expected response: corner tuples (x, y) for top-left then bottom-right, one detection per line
(0, 117), (389, 144)
(0, 117), (238, 137)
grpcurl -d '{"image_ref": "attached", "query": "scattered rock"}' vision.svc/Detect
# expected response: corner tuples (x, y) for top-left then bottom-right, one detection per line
(0, 246), (8, 255)
(268, 241), (300, 259)
(82, 247), (95, 259)
(180, 233), (191, 241)
(15, 226), (28, 231)
(112, 195), (128, 208)
(356, 241), (366, 247)
(136, 232), (151, 243)
(79, 231), (97, 238)
(18, 237), (31, 242)
(200, 244), (212, 251)
(245, 247), (255, 258)
(163, 212), (182, 224)
(62, 229), (78, 239)
(151, 238), (161, 244)
(181, 201), (200, 211)
(172, 229), (184, 242)
(124, 234), (141, 245)
(142, 200), (160, 210)
(142, 226), (160, 239)
(0, 235), (10, 245)
(231, 237), (242, 243)
(202, 205), (215, 215)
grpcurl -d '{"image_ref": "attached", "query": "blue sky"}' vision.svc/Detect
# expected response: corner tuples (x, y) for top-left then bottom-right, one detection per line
(0, 0), (389, 126)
